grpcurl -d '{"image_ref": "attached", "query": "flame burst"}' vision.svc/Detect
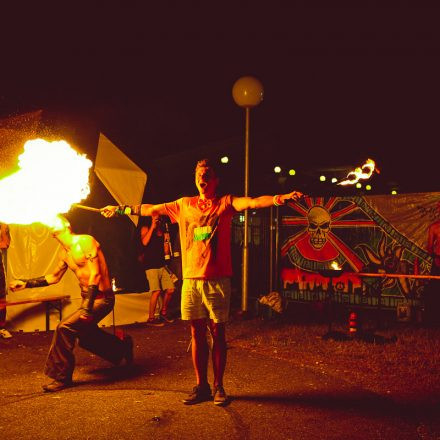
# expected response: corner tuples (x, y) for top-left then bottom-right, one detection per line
(0, 139), (92, 225)
(338, 158), (378, 186)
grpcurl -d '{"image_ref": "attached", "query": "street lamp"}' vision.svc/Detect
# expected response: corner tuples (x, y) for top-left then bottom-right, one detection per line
(232, 76), (264, 312)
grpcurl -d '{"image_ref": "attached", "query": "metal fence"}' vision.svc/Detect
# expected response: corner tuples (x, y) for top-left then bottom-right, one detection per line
(231, 210), (273, 306)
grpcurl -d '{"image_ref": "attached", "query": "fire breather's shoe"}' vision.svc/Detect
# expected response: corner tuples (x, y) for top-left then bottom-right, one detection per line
(213, 385), (228, 406)
(146, 318), (165, 327)
(182, 384), (212, 405)
(160, 312), (175, 323)
(42, 379), (72, 392)
(123, 335), (134, 365)
(0, 328), (12, 339)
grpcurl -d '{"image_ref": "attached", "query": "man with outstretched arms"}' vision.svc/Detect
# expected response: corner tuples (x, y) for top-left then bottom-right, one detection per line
(101, 158), (302, 405)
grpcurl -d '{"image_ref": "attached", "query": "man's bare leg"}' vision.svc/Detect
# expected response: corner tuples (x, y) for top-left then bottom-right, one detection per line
(183, 318), (212, 404)
(191, 318), (209, 385)
(148, 290), (161, 319)
(161, 288), (175, 319)
(209, 320), (228, 405)
(209, 321), (226, 387)
(146, 290), (164, 326)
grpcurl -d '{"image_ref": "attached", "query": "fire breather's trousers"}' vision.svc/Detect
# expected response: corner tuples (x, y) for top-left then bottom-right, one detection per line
(44, 294), (126, 382)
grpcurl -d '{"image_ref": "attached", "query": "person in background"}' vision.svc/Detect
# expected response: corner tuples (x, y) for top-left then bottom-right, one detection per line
(138, 214), (176, 326)
(0, 222), (12, 339)
(425, 201), (440, 326)
(9, 215), (133, 392)
(101, 158), (303, 406)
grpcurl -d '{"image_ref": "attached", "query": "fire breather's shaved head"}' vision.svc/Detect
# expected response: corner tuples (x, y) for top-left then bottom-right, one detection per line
(50, 214), (72, 235)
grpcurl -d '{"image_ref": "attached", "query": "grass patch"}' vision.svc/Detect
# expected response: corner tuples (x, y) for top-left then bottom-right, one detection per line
(227, 316), (440, 402)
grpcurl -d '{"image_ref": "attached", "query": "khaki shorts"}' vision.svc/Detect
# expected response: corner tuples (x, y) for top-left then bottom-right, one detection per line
(146, 267), (175, 292)
(181, 278), (231, 323)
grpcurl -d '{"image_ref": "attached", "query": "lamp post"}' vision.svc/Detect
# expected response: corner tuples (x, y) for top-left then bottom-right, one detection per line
(232, 76), (264, 313)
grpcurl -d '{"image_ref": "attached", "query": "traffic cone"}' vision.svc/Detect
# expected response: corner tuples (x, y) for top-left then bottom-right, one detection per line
(348, 311), (358, 338)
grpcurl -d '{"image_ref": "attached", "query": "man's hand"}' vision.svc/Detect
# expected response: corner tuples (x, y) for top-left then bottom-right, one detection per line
(9, 280), (26, 292)
(100, 205), (118, 218)
(280, 191), (304, 204)
(151, 215), (160, 230)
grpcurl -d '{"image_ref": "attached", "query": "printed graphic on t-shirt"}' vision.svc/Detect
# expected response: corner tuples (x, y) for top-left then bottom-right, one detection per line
(193, 225), (212, 241)
(164, 195), (234, 278)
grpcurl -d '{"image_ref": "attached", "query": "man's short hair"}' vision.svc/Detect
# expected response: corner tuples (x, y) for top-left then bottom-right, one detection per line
(195, 158), (218, 176)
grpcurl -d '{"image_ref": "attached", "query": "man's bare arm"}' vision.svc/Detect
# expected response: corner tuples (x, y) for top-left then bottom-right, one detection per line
(77, 236), (102, 287)
(232, 191), (303, 213)
(9, 259), (68, 292)
(100, 203), (168, 218)
(141, 217), (160, 247)
(140, 203), (168, 217)
(75, 238), (103, 321)
(45, 260), (69, 284)
(85, 250), (101, 287)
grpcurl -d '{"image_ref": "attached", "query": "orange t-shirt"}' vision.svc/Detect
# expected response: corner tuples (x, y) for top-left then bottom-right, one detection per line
(164, 195), (235, 279)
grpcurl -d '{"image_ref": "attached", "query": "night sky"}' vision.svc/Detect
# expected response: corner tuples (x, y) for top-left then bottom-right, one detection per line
(1, 5), (440, 200)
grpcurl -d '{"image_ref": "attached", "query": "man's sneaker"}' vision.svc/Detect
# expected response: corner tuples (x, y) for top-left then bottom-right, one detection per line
(146, 318), (164, 327)
(213, 385), (228, 406)
(182, 384), (212, 405)
(160, 312), (175, 323)
(0, 329), (12, 339)
(42, 379), (72, 393)
(123, 335), (134, 365)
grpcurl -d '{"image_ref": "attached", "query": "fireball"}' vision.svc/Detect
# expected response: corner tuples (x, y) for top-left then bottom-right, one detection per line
(0, 139), (92, 225)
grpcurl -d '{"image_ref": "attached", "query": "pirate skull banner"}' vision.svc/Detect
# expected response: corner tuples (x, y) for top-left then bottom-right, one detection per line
(280, 193), (440, 308)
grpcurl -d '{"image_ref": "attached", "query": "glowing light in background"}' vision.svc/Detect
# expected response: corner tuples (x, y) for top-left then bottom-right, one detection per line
(366, 184), (372, 191)
(331, 177), (338, 183)
(0, 139), (92, 225)
(330, 261), (342, 270)
(320, 175), (326, 182)
(391, 190), (397, 195)
(288, 169), (296, 176)
(274, 166), (281, 173)
(356, 182), (362, 188)
(220, 156), (229, 164)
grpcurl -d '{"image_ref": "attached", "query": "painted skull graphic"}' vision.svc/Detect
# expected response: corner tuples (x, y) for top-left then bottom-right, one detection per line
(307, 206), (331, 249)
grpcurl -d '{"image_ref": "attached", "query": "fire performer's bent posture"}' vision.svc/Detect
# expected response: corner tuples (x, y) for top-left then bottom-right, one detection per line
(9, 215), (133, 392)
(101, 158), (302, 406)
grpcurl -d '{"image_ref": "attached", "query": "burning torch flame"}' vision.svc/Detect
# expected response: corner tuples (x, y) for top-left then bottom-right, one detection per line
(0, 139), (92, 225)
(338, 158), (378, 186)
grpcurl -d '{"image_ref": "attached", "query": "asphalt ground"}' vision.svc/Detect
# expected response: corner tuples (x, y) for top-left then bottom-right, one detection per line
(1, 319), (439, 440)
